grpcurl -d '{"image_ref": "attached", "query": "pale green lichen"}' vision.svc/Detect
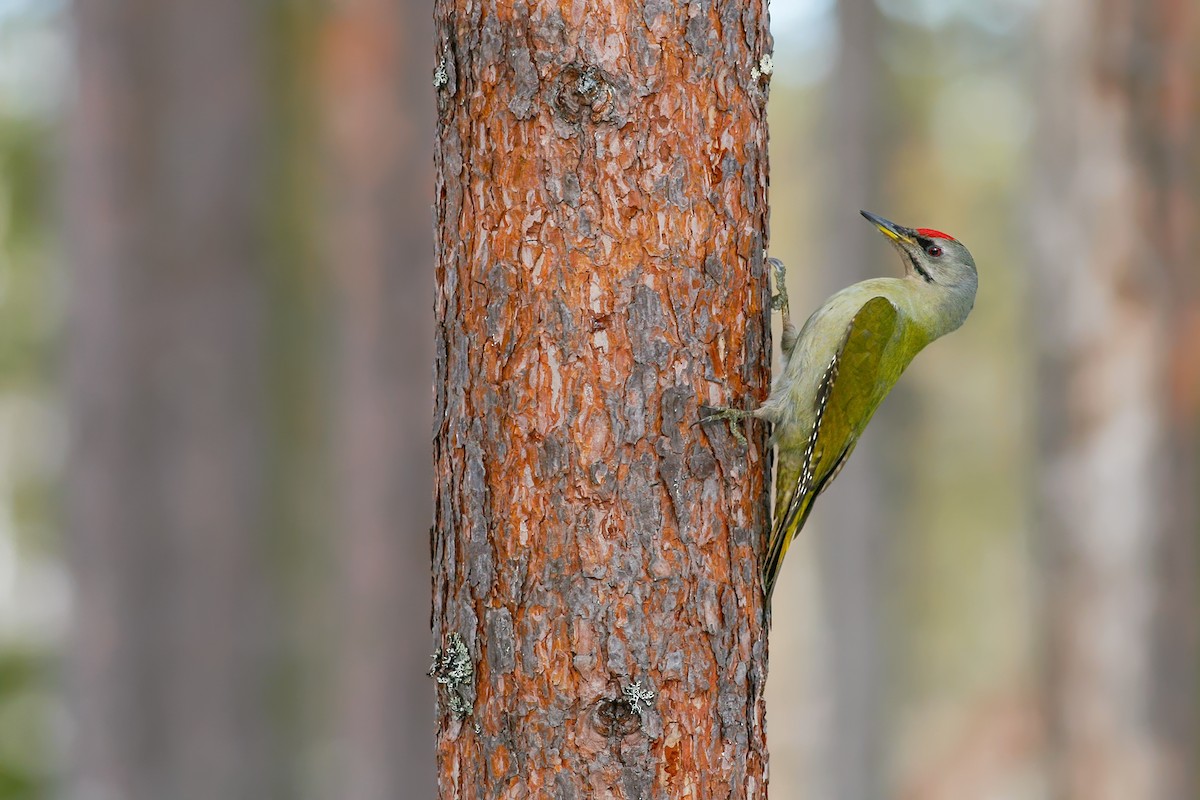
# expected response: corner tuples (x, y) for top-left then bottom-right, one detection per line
(622, 680), (655, 714)
(751, 53), (774, 82)
(432, 57), (449, 89)
(429, 632), (474, 722)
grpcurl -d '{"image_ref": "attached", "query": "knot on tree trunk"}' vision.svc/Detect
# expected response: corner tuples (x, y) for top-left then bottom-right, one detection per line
(552, 63), (616, 123)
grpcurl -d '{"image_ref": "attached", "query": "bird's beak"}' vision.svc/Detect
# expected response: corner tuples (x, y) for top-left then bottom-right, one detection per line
(860, 210), (916, 245)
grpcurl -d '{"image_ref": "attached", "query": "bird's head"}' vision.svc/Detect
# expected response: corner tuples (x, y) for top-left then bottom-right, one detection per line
(860, 210), (977, 290)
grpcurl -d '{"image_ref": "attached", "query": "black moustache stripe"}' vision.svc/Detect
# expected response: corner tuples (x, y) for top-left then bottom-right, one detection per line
(907, 252), (935, 283)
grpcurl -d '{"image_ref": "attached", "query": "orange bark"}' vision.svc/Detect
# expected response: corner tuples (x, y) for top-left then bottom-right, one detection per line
(431, 2), (774, 796)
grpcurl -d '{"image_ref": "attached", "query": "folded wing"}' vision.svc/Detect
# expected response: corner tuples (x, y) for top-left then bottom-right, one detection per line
(762, 296), (900, 600)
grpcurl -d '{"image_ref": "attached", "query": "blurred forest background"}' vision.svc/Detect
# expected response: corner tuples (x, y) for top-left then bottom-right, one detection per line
(0, 0), (1196, 798)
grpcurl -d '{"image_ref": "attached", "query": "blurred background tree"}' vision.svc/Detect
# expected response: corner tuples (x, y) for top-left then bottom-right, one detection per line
(0, 0), (1192, 797)
(320, 0), (435, 797)
(60, 0), (436, 797)
(1031, 0), (1200, 797)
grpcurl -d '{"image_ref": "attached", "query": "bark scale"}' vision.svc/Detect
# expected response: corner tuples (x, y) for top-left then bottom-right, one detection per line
(431, 2), (773, 796)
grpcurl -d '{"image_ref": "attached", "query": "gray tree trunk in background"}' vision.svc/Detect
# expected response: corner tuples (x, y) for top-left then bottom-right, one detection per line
(1143, 1), (1200, 792)
(814, 0), (894, 796)
(65, 1), (280, 798)
(321, 0), (437, 796)
(1032, 1), (1199, 797)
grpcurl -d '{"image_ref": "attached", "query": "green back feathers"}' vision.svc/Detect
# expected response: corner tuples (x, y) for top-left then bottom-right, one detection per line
(757, 215), (978, 604)
(762, 297), (900, 599)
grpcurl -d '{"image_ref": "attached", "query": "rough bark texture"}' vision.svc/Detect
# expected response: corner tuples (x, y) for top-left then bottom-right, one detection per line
(431, 2), (773, 796)
(65, 1), (278, 797)
(1032, 0), (1199, 797)
(321, 0), (438, 796)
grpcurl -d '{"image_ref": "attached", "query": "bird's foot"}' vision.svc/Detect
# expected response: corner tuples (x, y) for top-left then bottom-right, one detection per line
(696, 405), (753, 446)
(768, 257), (789, 317)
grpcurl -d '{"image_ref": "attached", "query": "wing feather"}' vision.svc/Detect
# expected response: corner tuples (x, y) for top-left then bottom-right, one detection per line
(762, 296), (900, 600)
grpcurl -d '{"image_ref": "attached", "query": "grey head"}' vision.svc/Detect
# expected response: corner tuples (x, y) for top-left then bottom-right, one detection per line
(860, 209), (977, 290)
(860, 209), (978, 333)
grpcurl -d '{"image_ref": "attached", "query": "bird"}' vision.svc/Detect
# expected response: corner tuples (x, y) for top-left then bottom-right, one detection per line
(700, 210), (977, 602)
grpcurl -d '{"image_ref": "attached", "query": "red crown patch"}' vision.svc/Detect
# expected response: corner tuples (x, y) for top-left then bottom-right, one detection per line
(916, 228), (956, 241)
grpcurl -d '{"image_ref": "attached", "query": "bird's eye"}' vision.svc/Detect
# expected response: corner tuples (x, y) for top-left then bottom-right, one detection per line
(926, 244), (943, 257)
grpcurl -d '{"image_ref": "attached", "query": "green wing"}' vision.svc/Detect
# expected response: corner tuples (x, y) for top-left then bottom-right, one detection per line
(763, 296), (900, 600)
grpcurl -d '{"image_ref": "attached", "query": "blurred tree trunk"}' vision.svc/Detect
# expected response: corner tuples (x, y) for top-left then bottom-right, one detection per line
(65, 1), (281, 798)
(812, 1), (893, 797)
(431, 1), (773, 796)
(264, 6), (332, 796)
(1032, 0), (1200, 797)
(320, 0), (437, 796)
(1146, 4), (1200, 794)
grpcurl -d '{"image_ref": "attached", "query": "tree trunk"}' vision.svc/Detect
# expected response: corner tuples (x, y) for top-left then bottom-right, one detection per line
(1031, 0), (1199, 797)
(320, 0), (438, 796)
(430, 2), (774, 796)
(812, 1), (893, 795)
(1144, 1), (1200, 793)
(65, 1), (279, 797)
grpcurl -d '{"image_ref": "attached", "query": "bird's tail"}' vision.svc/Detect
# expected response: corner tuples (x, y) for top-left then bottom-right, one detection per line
(761, 489), (817, 602)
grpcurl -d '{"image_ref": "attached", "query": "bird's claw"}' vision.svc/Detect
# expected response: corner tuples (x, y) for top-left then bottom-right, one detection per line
(728, 418), (748, 447)
(697, 405), (750, 447)
(768, 257), (789, 315)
